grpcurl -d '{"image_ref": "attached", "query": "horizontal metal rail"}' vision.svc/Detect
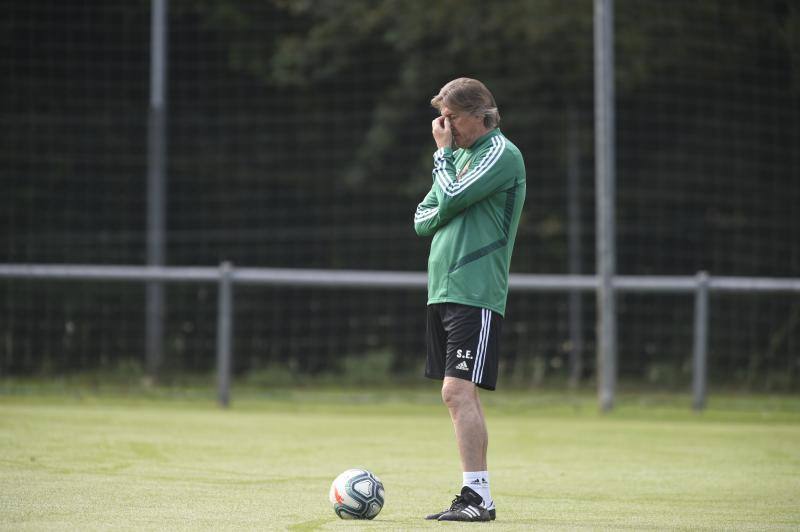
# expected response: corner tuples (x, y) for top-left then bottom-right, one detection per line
(1, 264), (799, 293)
(2, 263), (799, 410)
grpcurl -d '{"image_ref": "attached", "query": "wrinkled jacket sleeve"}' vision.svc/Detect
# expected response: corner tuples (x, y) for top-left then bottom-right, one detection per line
(431, 137), (511, 219)
(413, 187), (444, 237)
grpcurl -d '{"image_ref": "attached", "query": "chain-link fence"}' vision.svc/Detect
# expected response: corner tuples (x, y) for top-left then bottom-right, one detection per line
(1, 0), (798, 390)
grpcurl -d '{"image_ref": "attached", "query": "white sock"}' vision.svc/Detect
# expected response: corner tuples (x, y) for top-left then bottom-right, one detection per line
(463, 471), (493, 509)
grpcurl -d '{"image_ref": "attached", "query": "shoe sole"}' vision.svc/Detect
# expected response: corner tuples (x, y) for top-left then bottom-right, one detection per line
(425, 509), (496, 521)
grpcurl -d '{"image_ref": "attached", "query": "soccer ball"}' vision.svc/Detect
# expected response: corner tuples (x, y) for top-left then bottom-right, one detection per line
(329, 468), (385, 520)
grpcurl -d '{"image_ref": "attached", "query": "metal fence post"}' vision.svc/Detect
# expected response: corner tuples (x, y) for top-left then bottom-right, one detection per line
(145, 0), (168, 377)
(595, 0), (617, 411)
(216, 261), (234, 408)
(692, 271), (710, 411)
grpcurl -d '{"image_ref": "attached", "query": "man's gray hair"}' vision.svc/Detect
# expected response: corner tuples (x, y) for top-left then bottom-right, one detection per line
(431, 78), (501, 129)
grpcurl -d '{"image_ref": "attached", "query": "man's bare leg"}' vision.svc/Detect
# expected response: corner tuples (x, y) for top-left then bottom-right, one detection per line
(441, 377), (487, 472)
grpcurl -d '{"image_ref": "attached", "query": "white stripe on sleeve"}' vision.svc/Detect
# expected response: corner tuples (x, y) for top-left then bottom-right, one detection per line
(434, 137), (506, 198)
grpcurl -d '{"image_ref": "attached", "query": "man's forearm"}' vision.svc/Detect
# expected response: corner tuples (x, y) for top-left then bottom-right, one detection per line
(414, 187), (451, 236)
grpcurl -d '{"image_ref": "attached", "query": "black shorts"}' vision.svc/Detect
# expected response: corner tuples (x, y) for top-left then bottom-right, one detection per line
(425, 302), (503, 391)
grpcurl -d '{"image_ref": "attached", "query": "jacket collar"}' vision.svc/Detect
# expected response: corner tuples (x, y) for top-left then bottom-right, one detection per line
(465, 128), (501, 151)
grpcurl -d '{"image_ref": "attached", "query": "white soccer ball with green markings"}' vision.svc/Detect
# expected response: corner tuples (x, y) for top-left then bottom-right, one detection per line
(329, 468), (385, 519)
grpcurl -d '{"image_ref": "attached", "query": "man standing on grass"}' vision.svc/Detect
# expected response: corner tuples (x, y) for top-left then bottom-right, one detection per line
(413, 78), (526, 522)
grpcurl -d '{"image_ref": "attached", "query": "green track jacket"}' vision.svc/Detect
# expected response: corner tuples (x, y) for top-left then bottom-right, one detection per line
(414, 128), (526, 316)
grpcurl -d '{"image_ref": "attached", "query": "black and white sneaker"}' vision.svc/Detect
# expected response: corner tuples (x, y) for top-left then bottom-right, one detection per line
(425, 486), (495, 522)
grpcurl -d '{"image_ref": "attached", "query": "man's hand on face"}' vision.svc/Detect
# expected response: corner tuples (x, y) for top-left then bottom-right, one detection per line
(432, 116), (452, 149)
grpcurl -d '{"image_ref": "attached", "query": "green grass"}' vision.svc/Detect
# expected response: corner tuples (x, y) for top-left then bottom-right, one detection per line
(1, 384), (799, 530)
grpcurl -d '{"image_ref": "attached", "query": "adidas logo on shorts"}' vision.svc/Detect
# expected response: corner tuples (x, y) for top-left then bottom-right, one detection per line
(455, 361), (469, 371)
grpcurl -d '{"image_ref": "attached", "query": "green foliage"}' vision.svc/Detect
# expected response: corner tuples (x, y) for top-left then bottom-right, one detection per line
(175, 0), (800, 247)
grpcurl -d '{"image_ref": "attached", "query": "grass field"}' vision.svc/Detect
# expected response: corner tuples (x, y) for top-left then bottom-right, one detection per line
(1, 384), (799, 531)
